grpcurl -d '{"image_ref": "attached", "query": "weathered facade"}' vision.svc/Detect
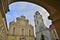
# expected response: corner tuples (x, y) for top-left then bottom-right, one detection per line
(0, 11), (7, 40)
(34, 11), (52, 40)
(7, 16), (35, 40)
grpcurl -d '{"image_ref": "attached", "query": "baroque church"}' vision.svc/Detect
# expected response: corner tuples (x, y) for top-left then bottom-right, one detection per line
(7, 11), (52, 40)
(7, 16), (35, 40)
(0, 11), (59, 40)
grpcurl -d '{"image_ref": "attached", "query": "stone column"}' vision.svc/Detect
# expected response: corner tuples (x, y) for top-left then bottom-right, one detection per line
(0, 10), (7, 40)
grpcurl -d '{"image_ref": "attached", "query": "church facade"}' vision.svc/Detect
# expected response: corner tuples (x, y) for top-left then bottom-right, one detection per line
(7, 16), (35, 40)
(34, 11), (52, 40)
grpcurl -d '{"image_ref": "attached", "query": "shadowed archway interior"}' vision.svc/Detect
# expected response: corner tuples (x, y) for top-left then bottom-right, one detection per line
(0, 0), (60, 39)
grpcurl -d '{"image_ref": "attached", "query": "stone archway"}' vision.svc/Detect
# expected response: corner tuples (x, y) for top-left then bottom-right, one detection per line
(0, 0), (60, 39)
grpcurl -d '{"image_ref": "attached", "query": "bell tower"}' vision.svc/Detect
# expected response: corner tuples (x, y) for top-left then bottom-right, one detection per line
(34, 11), (52, 40)
(34, 11), (45, 33)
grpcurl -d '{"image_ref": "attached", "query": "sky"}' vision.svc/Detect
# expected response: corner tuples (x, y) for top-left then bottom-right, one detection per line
(5, 2), (52, 29)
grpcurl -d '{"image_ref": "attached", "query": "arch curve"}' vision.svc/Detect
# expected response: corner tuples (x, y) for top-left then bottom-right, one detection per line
(0, 0), (60, 39)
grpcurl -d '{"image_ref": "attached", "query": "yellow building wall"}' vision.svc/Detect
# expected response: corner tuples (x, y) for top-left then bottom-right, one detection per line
(0, 10), (7, 40)
(7, 16), (35, 40)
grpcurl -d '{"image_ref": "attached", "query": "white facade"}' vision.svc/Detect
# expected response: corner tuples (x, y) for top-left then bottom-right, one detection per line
(34, 11), (52, 40)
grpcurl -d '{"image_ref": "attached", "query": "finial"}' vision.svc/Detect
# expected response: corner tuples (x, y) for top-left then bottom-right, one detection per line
(16, 17), (20, 20)
(35, 11), (40, 15)
(21, 16), (25, 19)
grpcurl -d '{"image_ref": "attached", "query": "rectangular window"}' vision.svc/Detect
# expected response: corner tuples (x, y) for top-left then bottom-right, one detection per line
(29, 30), (31, 36)
(22, 29), (24, 36)
(12, 28), (15, 35)
(35, 25), (36, 27)
(37, 21), (38, 24)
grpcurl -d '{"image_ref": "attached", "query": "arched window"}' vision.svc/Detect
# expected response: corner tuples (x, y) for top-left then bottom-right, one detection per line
(37, 21), (38, 24)
(12, 28), (15, 35)
(29, 30), (31, 36)
(41, 34), (45, 40)
(22, 29), (24, 36)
